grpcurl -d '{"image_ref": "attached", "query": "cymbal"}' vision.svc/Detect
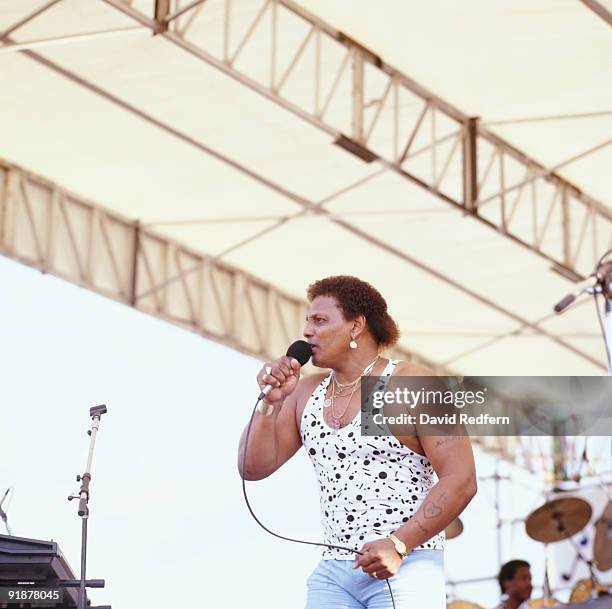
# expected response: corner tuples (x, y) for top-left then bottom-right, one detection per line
(519, 597), (562, 609)
(594, 499), (612, 571)
(525, 497), (592, 543)
(445, 518), (463, 540)
(570, 578), (609, 602)
(447, 601), (485, 609)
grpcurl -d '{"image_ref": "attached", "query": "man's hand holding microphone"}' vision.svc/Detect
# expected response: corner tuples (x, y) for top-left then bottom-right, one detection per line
(256, 340), (312, 415)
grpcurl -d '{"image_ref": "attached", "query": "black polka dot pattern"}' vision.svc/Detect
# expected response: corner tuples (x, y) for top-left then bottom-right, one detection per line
(300, 359), (445, 559)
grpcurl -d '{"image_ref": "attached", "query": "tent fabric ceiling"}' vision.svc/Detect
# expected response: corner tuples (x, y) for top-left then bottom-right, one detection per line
(1, 0), (610, 375)
(298, 0), (612, 204)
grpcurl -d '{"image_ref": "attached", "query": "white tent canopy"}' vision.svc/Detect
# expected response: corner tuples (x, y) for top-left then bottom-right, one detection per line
(1, 0), (611, 375)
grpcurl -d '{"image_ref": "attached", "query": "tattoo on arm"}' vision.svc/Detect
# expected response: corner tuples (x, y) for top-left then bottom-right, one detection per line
(423, 491), (447, 519)
(434, 435), (464, 447)
(423, 500), (442, 519)
(414, 518), (429, 535)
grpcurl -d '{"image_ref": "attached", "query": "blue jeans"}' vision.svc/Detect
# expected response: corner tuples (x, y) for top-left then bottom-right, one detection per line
(304, 550), (445, 609)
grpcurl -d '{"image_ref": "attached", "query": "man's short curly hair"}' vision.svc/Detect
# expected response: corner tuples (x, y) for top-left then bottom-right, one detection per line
(498, 560), (530, 594)
(307, 275), (400, 348)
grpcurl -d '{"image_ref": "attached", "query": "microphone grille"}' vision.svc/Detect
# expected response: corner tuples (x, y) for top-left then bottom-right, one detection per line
(286, 340), (313, 366)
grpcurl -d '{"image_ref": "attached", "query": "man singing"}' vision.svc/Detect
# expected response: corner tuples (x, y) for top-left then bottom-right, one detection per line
(238, 275), (477, 608)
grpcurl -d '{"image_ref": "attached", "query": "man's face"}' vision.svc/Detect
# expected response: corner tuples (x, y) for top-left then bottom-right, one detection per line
(505, 566), (532, 602)
(303, 296), (353, 368)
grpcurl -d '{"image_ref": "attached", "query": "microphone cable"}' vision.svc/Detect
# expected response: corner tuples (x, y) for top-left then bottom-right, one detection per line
(240, 398), (397, 609)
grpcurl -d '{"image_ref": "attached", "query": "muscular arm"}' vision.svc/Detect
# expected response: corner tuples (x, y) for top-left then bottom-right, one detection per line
(392, 433), (477, 550)
(388, 362), (477, 549)
(237, 374), (323, 480)
(237, 390), (301, 480)
(352, 362), (477, 578)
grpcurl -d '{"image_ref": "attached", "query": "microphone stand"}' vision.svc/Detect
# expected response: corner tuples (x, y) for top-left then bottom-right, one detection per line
(554, 252), (612, 375)
(553, 512), (602, 600)
(553, 255), (611, 599)
(604, 299), (612, 375)
(66, 405), (111, 609)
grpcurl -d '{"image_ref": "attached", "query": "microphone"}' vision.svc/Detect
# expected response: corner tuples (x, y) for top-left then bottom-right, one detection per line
(554, 275), (599, 313)
(258, 340), (313, 401)
(554, 262), (612, 313)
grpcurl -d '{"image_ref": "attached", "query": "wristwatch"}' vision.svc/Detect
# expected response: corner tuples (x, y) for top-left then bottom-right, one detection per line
(387, 533), (408, 559)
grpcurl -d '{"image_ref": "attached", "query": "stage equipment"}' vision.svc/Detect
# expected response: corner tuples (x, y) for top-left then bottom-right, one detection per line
(561, 597), (612, 609)
(569, 579), (609, 603)
(525, 498), (592, 543)
(445, 518), (464, 540)
(554, 249), (612, 374)
(0, 533), (110, 608)
(594, 500), (612, 571)
(446, 600), (485, 609)
(526, 497), (609, 602)
(66, 405), (111, 609)
(0, 488), (13, 536)
(519, 598), (562, 608)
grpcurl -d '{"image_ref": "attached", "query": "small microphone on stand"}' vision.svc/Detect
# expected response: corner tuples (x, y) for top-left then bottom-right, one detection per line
(553, 262), (612, 313)
(553, 254), (612, 374)
(0, 487), (14, 536)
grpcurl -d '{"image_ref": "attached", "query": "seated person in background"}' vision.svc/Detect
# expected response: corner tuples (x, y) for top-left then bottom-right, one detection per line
(494, 559), (532, 609)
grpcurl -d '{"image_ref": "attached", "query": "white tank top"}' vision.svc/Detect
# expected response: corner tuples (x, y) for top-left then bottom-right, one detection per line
(300, 359), (445, 559)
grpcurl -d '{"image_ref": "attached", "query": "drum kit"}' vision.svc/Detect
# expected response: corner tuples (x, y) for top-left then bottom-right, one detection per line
(446, 496), (612, 609)
(522, 496), (611, 607)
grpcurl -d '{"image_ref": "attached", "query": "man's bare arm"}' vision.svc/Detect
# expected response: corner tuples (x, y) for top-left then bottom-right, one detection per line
(392, 434), (477, 550)
(237, 390), (300, 480)
(237, 373), (323, 480)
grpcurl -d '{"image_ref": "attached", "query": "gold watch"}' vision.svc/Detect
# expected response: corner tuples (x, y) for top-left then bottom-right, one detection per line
(387, 533), (408, 559)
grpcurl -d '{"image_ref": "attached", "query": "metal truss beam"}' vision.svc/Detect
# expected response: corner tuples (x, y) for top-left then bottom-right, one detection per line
(100, 0), (612, 281)
(2, 28), (604, 371)
(0, 157), (442, 371)
(2, 4), (604, 472)
(0, 157), (596, 473)
(581, 0), (612, 26)
(0, 0), (63, 40)
(0, 158), (520, 464)
(154, 0), (171, 31)
(0, 26), (148, 54)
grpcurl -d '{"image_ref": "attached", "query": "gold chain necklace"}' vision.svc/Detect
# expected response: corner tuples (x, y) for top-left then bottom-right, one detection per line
(329, 377), (360, 431)
(324, 354), (380, 432)
(332, 356), (378, 389)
